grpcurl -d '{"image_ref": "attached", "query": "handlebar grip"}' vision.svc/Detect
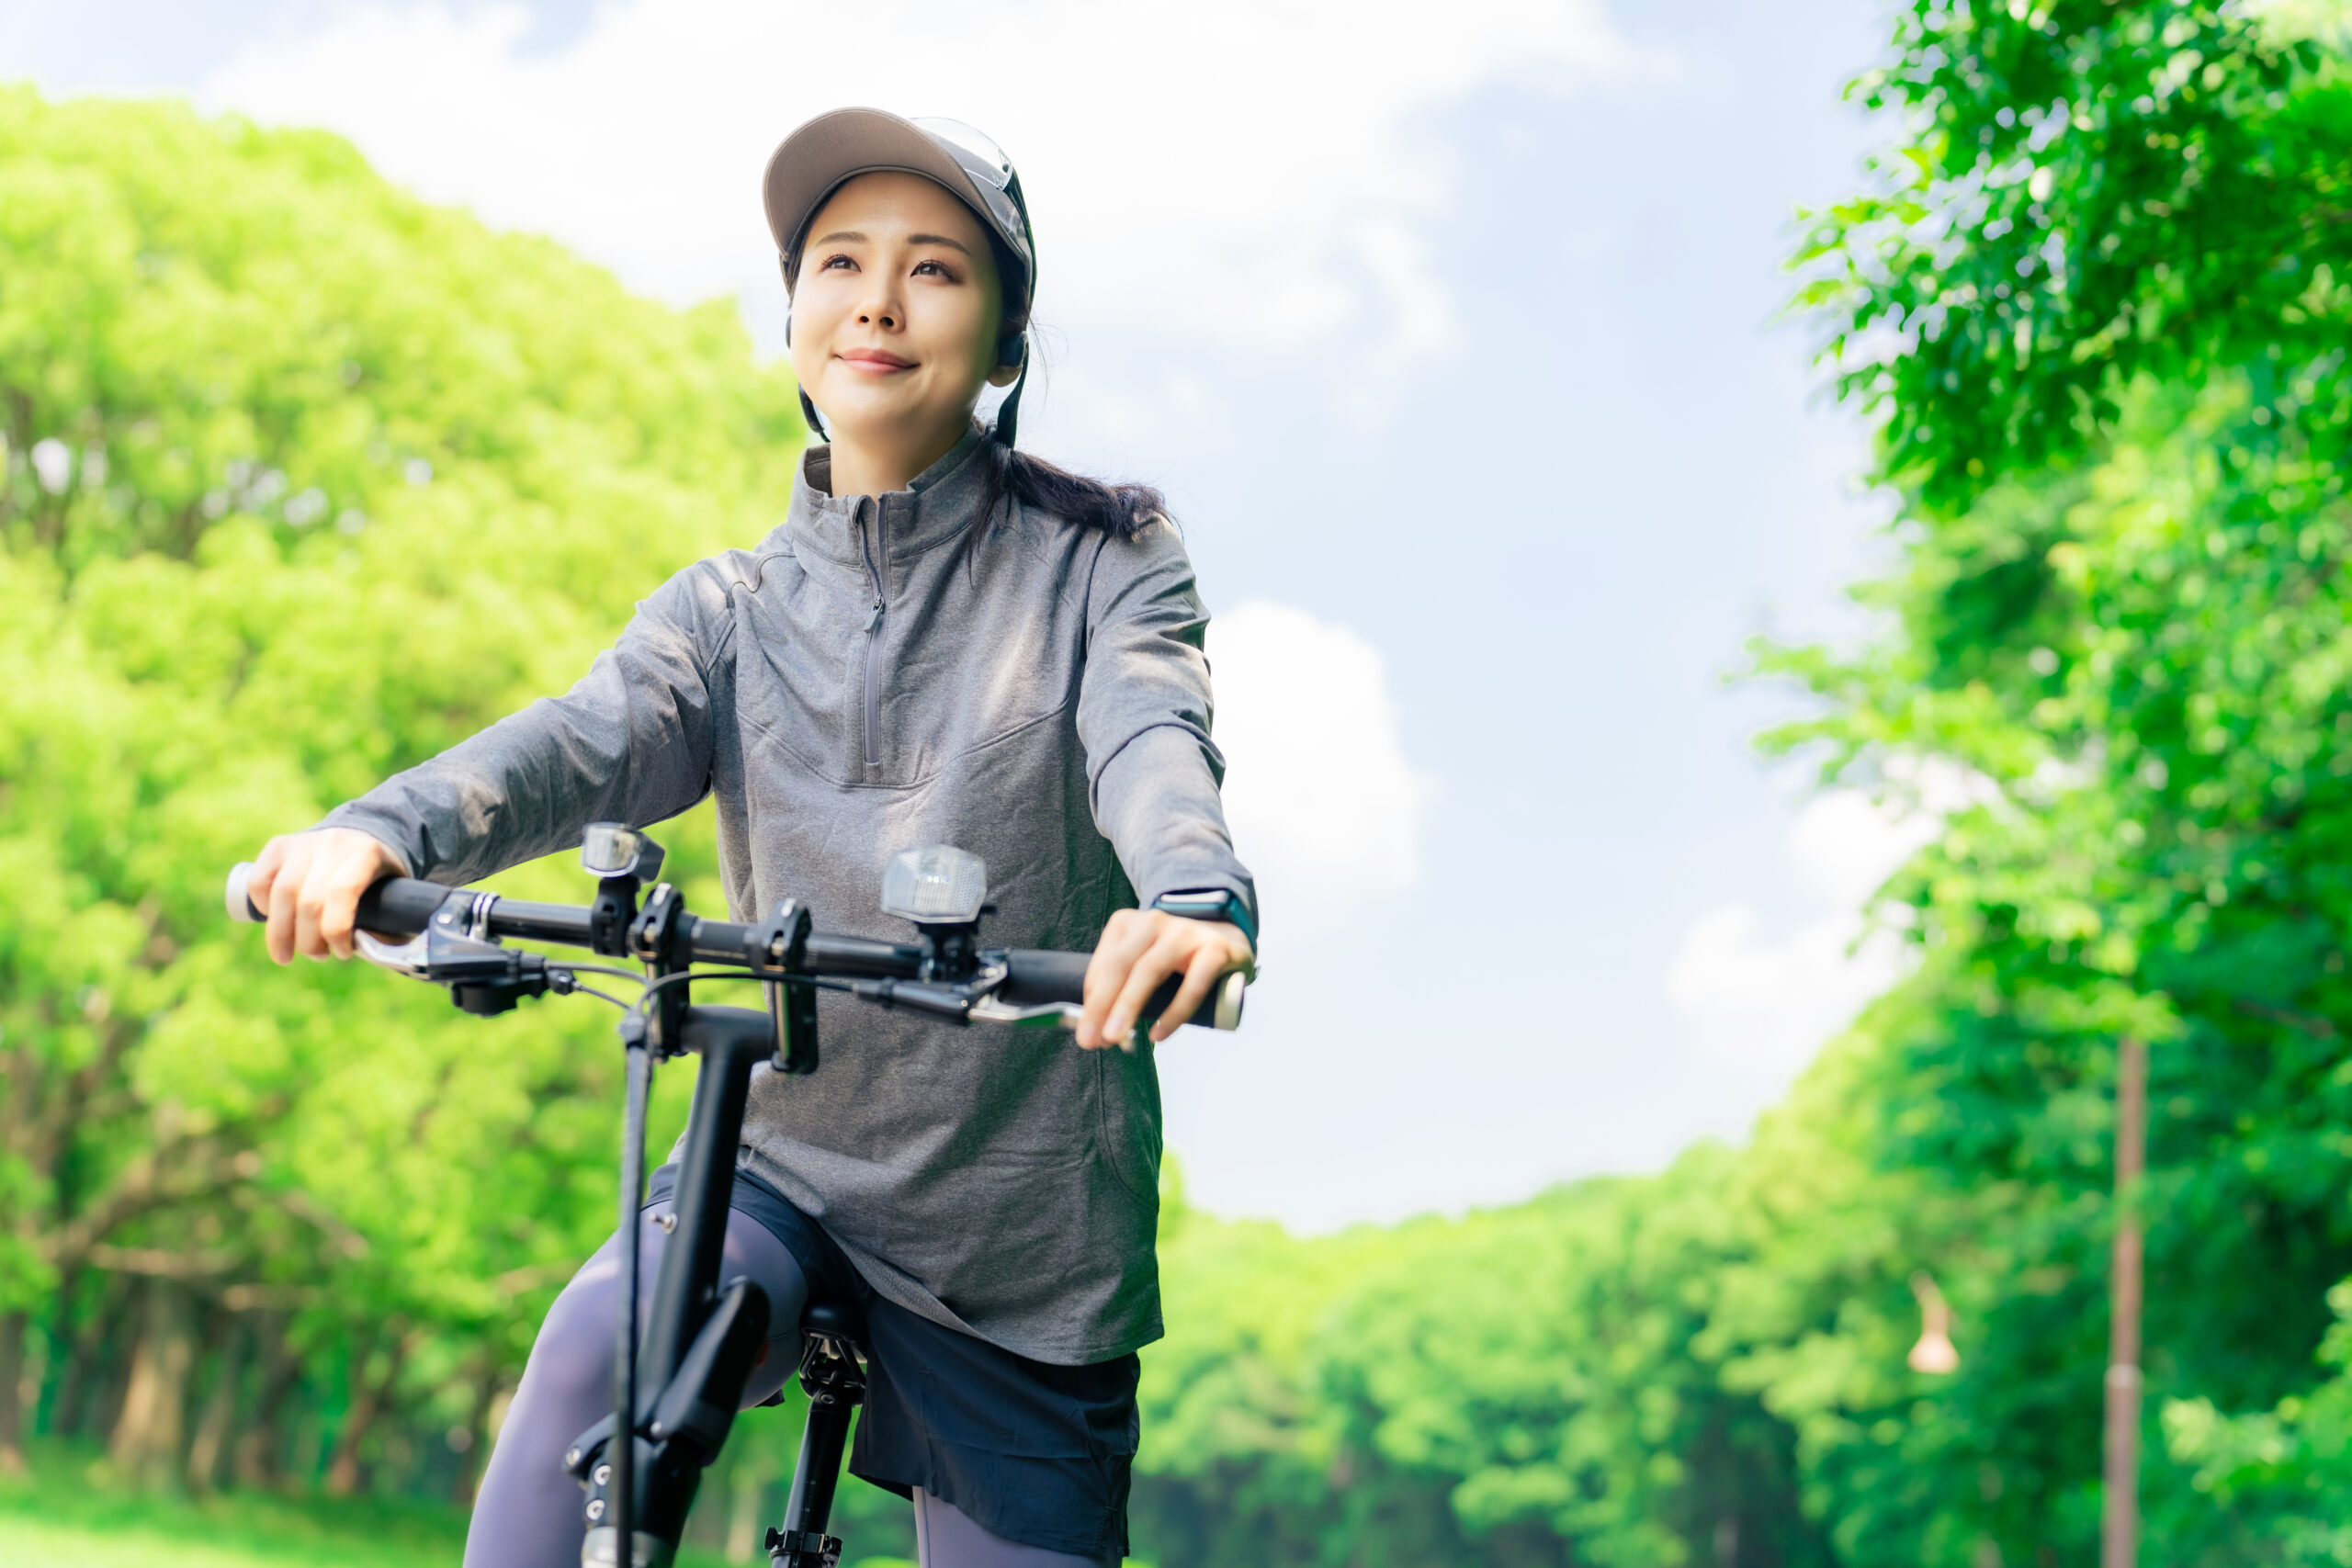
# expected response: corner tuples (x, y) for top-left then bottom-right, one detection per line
(221, 865), (453, 936)
(355, 876), (457, 936)
(226, 863), (263, 922)
(1000, 949), (1091, 1006)
(1001, 950), (1246, 1032)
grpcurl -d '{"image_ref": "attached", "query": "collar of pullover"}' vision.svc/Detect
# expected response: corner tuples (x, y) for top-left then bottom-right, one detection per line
(787, 426), (990, 569)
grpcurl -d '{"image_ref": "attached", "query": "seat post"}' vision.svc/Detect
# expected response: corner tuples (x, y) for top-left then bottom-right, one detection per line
(766, 1309), (866, 1568)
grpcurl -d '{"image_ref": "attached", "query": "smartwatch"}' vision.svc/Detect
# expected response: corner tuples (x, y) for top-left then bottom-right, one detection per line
(1151, 887), (1257, 951)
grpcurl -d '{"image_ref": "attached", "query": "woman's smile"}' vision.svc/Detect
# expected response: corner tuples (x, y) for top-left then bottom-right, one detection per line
(839, 347), (916, 372)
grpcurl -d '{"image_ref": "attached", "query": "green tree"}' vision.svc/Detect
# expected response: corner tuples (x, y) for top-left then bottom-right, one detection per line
(1733, 0), (2352, 1560)
(0, 83), (802, 1488)
(1134, 1148), (1826, 1568)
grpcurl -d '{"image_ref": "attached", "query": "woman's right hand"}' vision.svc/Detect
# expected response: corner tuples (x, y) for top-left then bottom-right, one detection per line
(246, 829), (411, 964)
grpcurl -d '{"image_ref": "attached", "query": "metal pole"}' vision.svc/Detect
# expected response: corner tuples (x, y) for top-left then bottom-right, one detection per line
(2101, 1036), (2147, 1568)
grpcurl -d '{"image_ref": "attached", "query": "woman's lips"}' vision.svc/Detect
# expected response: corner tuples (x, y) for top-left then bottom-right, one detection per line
(838, 348), (915, 370)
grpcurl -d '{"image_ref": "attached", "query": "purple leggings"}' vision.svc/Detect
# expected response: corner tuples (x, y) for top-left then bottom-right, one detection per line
(463, 1199), (1107, 1568)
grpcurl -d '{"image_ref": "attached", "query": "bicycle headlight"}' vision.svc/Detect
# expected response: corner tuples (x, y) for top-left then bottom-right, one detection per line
(582, 823), (650, 879)
(880, 845), (989, 925)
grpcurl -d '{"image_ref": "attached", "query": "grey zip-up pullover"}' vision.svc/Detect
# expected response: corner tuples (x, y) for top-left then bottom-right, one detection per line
(323, 429), (1254, 1363)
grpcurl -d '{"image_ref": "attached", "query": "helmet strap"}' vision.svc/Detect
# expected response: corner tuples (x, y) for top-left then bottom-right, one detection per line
(991, 369), (1026, 449)
(991, 330), (1029, 448)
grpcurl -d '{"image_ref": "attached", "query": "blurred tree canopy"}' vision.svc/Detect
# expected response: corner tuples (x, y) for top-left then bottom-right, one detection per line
(1749, 0), (2352, 1562)
(1135, 1151), (1826, 1568)
(15, 0), (2352, 1561)
(0, 82), (800, 1501)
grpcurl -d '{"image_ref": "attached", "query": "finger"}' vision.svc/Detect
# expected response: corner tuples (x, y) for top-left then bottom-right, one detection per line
(247, 836), (288, 916)
(1095, 919), (1162, 1036)
(293, 853), (334, 961)
(265, 842), (308, 966)
(1078, 912), (1155, 1049)
(1150, 942), (1227, 1044)
(320, 850), (381, 960)
(1103, 927), (1193, 1048)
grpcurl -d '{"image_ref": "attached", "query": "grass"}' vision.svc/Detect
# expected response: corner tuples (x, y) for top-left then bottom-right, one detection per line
(0, 1449), (474, 1568)
(0, 1443), (920, 1568)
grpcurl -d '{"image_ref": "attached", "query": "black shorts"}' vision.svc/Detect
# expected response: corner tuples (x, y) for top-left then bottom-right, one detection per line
(644, 1164), (1136, 1561)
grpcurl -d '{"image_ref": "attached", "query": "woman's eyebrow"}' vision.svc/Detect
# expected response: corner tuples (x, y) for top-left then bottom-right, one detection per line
(811, 230), (865, 246)
(906, 233), (973, 255)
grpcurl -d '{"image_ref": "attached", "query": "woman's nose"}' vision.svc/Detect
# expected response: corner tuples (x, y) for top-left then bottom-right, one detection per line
(855, 280), (903, 331)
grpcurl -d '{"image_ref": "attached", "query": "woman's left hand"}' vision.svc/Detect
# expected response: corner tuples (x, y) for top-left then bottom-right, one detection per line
(1075, 909), (1254, 1050)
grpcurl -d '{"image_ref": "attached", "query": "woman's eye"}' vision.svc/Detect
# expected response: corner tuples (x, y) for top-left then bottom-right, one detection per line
(912, 259), (958, 279)
(820, 254), (855, 271)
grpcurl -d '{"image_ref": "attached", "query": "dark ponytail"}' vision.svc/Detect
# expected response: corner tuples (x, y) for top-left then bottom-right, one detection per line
(974, 434), (1166, 540)
(971, 227), (1166, 540)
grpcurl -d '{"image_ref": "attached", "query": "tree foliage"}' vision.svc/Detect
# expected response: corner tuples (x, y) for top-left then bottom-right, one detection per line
(1747, 1), (2352, 1561)
(1801, 0), (2352, 509)
(1133, 1149), (1826, 1568)
(0, 83), (801, 1497)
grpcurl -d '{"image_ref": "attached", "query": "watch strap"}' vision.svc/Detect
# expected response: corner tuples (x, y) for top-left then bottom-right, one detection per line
(1152, 888), (1257, 950)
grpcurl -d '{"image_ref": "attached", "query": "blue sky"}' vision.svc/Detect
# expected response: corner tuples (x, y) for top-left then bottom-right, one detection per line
(5, 0), (1922, 1230)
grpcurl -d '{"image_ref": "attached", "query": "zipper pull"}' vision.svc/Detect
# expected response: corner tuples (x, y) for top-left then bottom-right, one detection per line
(863, 599), (884, 632)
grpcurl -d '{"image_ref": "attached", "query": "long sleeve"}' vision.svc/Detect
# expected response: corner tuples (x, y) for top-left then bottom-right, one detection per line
(319, 563), (731, 886)
(1077, 520), (1258, 932)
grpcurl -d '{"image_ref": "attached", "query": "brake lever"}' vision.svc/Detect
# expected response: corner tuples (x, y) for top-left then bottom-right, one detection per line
(354, 928), (430, 977)
(350, 888), (491, 983)
(967, 968), (1246, 1045)
(959, 956), (1119, 1043)
(964, 998), (1080, 1026)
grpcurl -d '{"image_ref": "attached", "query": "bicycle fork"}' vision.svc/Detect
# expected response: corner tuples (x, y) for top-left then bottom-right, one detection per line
(570, 1006), (779, 1568)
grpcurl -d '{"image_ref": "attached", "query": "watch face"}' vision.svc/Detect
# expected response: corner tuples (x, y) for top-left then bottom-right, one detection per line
(1159, 895), (1227, 915)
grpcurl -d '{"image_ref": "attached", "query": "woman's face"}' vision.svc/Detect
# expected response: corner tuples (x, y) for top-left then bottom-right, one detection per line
(789, 171), (1020, 455)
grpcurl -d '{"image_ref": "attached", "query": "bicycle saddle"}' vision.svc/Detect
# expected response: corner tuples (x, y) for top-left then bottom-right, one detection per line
(800, 1298), (866, 1348)
(756, 1298), (867, 1408)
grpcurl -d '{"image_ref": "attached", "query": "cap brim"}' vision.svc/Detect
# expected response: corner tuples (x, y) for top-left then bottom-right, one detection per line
(763, 107), (1027, 290)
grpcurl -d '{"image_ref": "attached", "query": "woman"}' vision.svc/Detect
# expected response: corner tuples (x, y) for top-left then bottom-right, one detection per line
(243, 108), (1256, 1568)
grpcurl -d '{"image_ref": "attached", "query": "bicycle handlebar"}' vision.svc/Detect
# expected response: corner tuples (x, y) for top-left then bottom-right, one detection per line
(226, 866), (1242, 1031)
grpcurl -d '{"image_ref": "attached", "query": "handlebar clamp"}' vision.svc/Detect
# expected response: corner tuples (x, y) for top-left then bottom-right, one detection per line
(628, 885), (691, 1056)
(754, 900), (820, 1077)
(424, 896), (549, 1016)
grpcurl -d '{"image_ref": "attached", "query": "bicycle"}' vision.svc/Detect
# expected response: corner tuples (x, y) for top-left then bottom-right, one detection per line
(228, 826), (1244, 1568)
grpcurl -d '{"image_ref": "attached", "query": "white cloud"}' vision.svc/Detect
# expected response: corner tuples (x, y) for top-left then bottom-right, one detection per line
(197, 0), (1645, 365)
(1208, 600), (1430, 912)
(1785, 784), (1939, 908)
(1667, 773), (1972, 1076)
(1667, 899), (1906, 1077)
